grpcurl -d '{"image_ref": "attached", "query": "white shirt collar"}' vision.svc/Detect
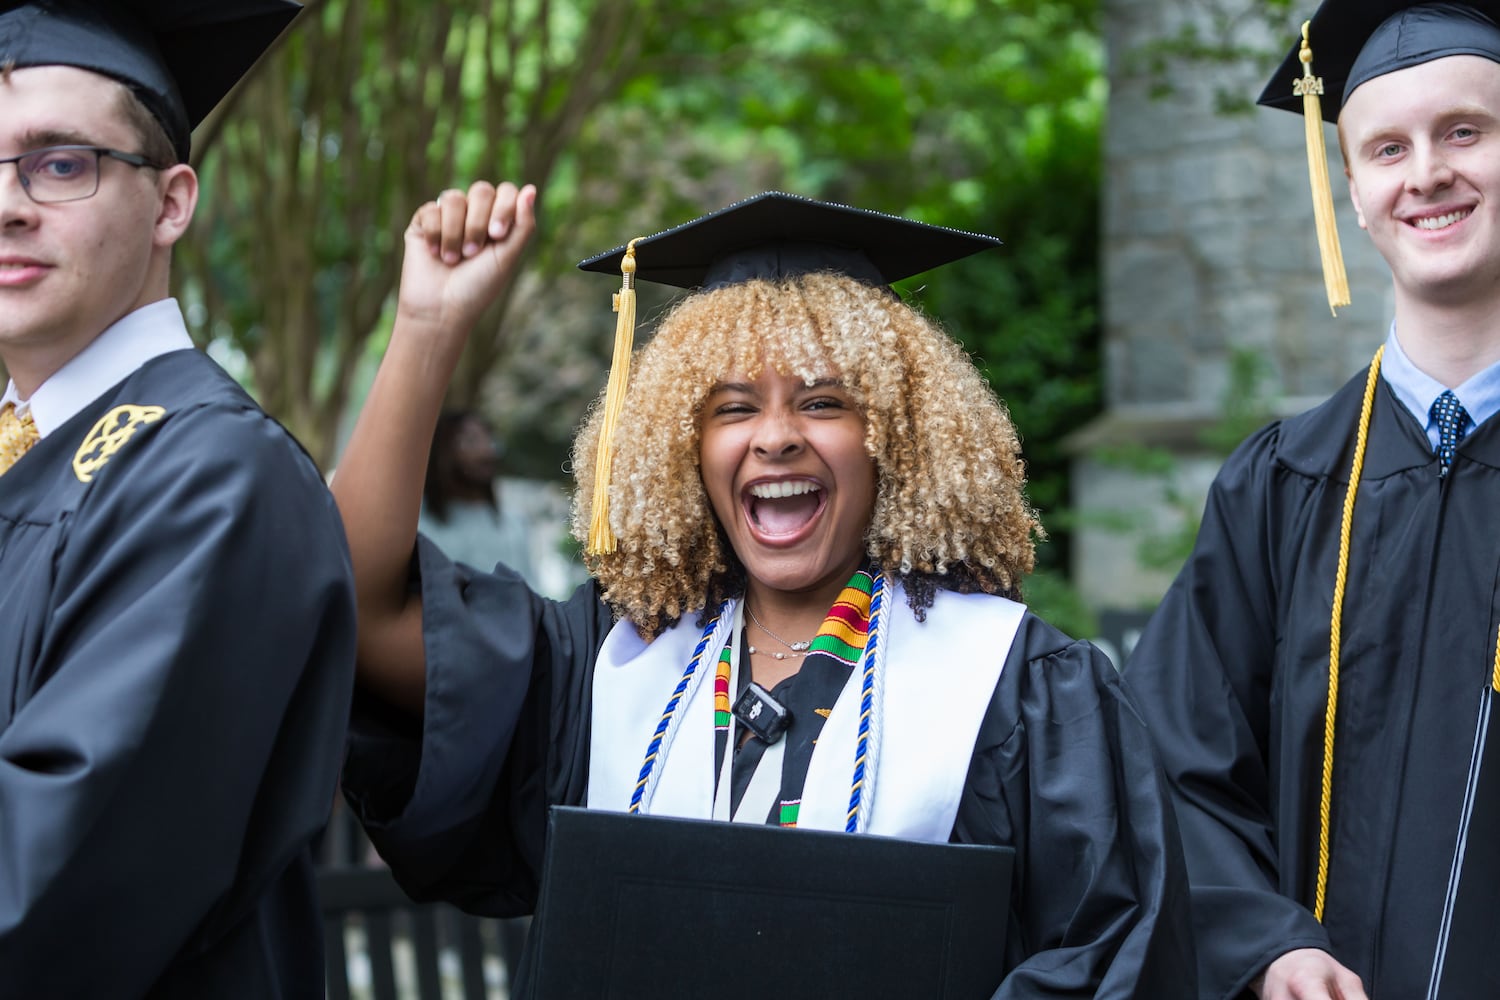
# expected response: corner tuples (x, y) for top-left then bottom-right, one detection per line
(1, 299), (193, 438)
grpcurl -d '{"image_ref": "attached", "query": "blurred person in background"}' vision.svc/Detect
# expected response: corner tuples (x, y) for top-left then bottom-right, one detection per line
(419, 408), (537, 580)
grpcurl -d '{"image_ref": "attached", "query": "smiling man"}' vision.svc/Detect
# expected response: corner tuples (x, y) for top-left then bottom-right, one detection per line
(1125, 3), (1500, 999)
(0, 2), (355, 997)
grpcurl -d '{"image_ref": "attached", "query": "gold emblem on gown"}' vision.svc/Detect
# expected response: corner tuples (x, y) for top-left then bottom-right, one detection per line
(73, 405), (167, 483)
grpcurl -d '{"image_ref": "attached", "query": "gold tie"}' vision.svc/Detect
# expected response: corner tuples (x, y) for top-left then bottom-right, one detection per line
(0, 403), (40, 476)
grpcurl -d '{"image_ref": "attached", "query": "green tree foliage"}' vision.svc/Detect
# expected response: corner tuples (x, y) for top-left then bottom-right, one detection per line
(176, 0), (1107, 571)
(178, 0), (658, 467)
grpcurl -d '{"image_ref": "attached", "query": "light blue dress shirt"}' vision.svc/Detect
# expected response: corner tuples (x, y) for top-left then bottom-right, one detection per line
(1380, 324), (1500, 450)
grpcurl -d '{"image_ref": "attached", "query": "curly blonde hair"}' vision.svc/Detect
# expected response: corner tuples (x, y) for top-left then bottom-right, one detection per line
(571, 272), (1040, 638)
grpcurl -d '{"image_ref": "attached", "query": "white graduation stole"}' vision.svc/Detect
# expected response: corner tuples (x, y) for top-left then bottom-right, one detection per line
(586, 585), (1024, 843)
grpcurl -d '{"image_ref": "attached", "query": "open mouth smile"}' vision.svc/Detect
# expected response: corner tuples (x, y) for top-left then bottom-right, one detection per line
(743, 479), (826, 539)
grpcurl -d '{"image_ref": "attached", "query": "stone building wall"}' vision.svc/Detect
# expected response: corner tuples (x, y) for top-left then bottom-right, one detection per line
(1074, 0), (1396, 614)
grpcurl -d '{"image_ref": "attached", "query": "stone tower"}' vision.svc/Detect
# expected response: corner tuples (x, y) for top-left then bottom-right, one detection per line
(1076, 0), (1394, 623)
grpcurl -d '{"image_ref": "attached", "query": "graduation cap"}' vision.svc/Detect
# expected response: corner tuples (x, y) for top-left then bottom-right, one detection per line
(0, 0), (303, 163)
(575, 191), (1003, 555)
(578, 190), (1002, 291)
(1260, 1), (1500, 120)
(1256, 2), (1500, 315)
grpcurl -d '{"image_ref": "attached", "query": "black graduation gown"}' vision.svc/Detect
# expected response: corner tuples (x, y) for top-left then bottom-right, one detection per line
(0, 349), (356, 999)
(1125, 371), (1500, 999)
(342, 538), (1197, 999)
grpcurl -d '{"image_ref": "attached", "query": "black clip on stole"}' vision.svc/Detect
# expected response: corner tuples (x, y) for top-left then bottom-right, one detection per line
(733, 682), (792, 744)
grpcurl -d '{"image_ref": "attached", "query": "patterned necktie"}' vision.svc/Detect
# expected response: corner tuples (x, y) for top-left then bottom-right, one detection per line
(0, 403), (40, 476)
(1431, 389), (1471, 479)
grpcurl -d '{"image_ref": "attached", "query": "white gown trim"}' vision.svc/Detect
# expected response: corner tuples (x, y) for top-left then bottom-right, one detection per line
(587, 583), (1024, 843)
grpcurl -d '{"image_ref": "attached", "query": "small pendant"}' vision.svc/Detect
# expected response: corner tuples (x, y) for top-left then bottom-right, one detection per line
(790, 640), (811, 651)
(747, 644), (800, 660)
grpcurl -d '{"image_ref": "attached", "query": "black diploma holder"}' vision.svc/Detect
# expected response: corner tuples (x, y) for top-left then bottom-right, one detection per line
(525, 806), (1014, 999)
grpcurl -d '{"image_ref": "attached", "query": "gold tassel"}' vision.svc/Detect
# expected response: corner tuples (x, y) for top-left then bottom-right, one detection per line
(586, 238), (641, 556)
(1295, 21), (1351, 316)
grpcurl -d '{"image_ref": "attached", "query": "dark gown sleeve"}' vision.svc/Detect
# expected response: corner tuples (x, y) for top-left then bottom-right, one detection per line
(341, 535), (614, 916)
(955, 613), (1197, 999)
(1123, 428), (1330, 999)
(0, 405), (356, 998)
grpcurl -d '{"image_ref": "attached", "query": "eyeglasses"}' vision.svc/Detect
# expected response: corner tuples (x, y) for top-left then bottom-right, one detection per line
(1, 145), (163, 205)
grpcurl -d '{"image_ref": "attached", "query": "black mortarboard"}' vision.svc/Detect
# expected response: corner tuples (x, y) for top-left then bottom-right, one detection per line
(1259, 1), (1500, 123)
(575, 192), (1004, 555)
(0, 0), (302, 162)
(577, 191), (1003, 291)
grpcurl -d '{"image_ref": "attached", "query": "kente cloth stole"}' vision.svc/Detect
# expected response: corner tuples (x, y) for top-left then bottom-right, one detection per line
(588, 579), (1021, 842)
(711, 571), (876, 826)
(0, 403), (40, 476)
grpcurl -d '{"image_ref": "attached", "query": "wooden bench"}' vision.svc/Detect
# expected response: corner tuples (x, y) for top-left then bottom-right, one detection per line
(318, 803), (526, 999)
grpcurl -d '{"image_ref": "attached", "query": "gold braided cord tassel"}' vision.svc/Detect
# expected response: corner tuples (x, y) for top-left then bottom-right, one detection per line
(1492, 625), (1500, 694)
(1317, 346), (1383, 922)
(0, 402), (40, 476)
(586, 238), (642, 556)
(1295, 21), (1351, 316)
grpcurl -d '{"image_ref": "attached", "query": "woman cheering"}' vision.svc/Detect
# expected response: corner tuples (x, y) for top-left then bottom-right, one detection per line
(335, 183), (1193, 998)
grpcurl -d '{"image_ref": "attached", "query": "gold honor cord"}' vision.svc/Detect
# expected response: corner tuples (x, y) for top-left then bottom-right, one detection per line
(1319, 346), (1383, 921)
(1295, 21), (1351, 316)
(1319, 348), (1500, 920)
(1493, 626), (1500, 694)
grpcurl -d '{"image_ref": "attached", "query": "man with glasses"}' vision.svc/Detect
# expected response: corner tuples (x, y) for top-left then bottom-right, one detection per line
(0, 2), (355, 996)
(3, 146), (165, 203)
